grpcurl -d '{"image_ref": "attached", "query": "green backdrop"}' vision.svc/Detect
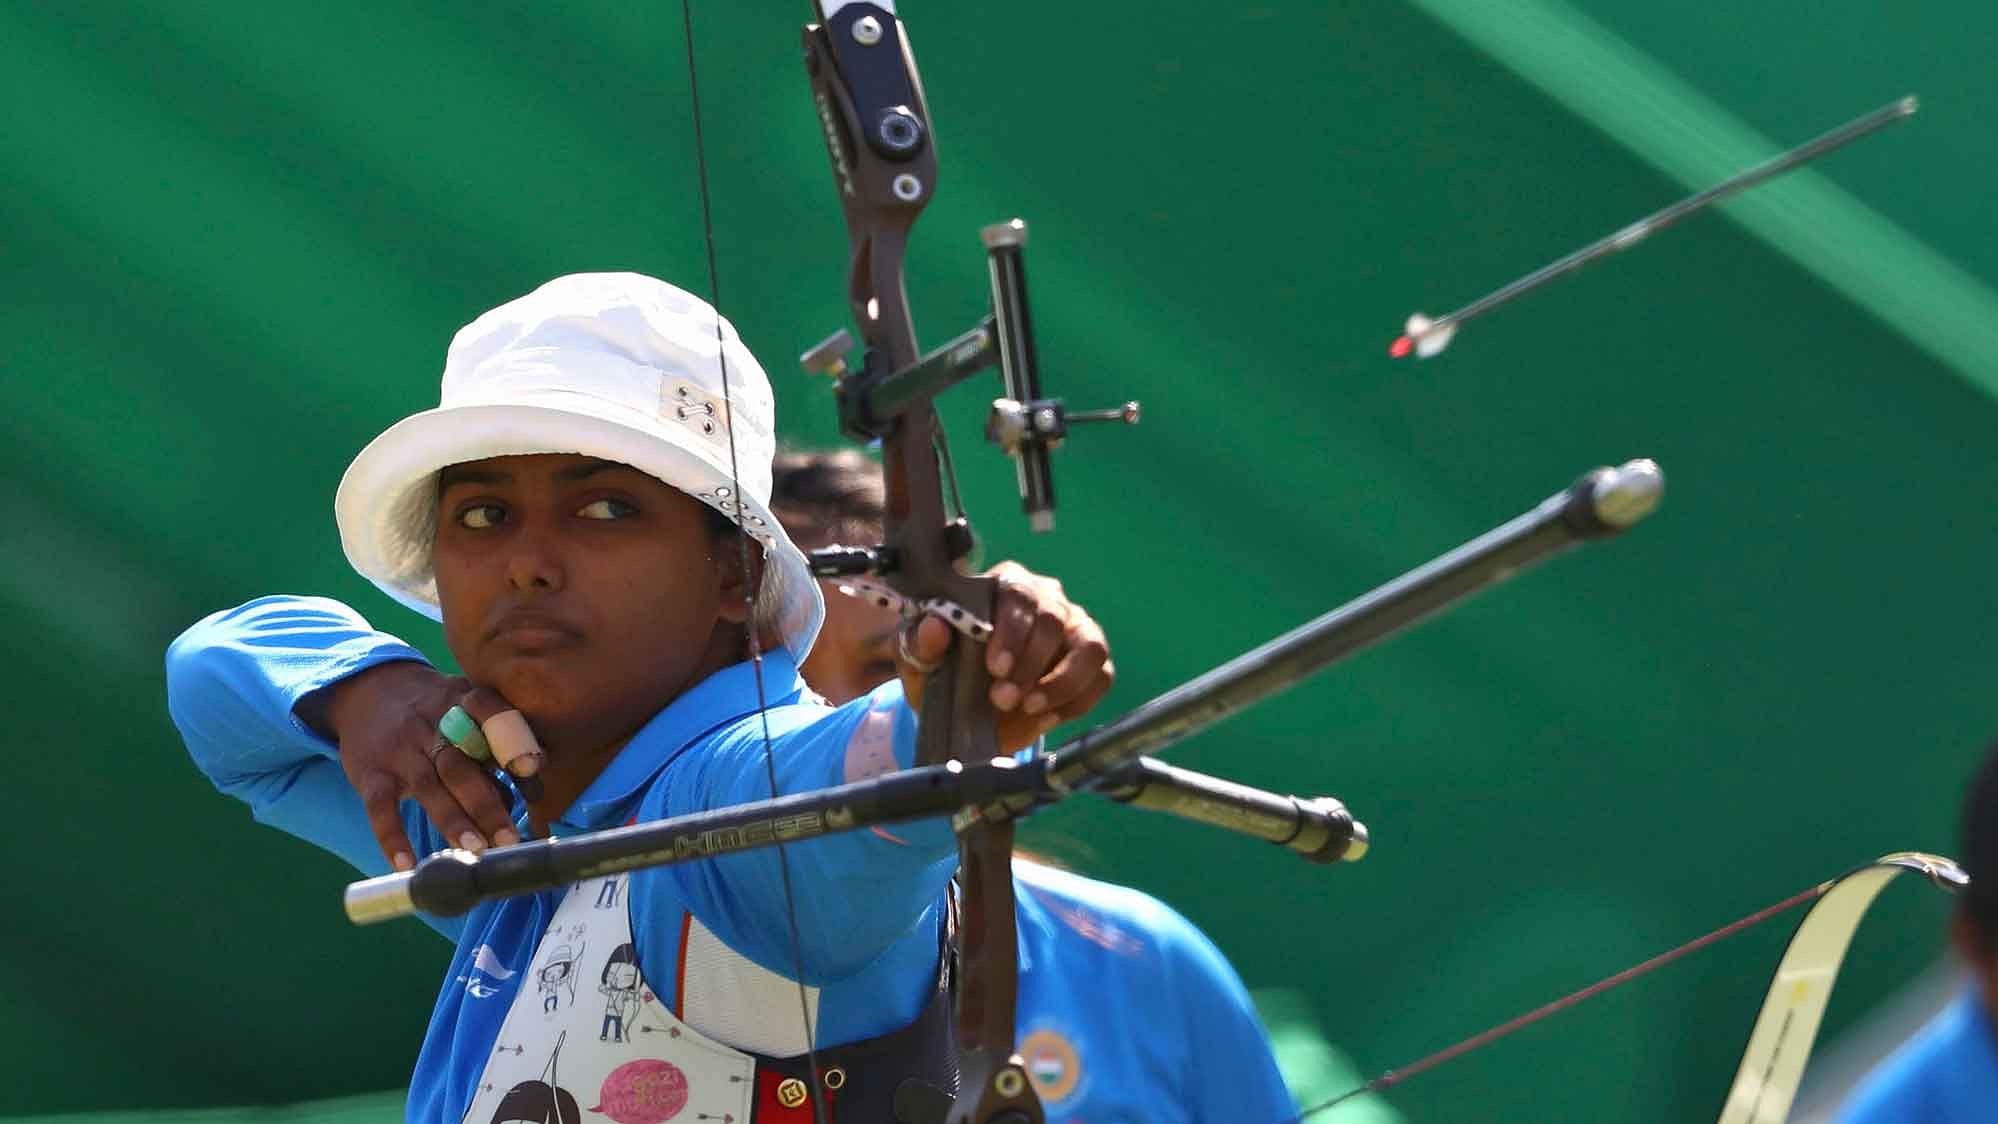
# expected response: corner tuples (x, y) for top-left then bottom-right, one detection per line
(5, 3), (1992, 1120)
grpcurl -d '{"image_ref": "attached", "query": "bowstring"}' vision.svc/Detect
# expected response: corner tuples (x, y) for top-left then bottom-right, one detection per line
(678, 4), (828, 1120)
(1281, 882), (1827, 1122)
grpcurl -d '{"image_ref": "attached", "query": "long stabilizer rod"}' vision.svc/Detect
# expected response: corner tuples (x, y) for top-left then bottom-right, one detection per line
(1046, 459), (1664, 790)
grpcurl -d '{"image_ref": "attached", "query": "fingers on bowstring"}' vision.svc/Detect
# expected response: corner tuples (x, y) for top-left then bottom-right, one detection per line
(389, 707), (490, 853)
(393, 702), (515, 853)
(430, 741), (523, 848)
(354, 768), (417, 872)
(403, 752), (503, 855)
(460, 686), (546, 780)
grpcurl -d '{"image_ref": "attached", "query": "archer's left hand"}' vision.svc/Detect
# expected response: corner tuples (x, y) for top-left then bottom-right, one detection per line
(897, 561), (1113, 752)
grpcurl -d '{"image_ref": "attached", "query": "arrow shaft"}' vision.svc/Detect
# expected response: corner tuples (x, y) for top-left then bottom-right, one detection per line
(1420, 96), (1917, 339)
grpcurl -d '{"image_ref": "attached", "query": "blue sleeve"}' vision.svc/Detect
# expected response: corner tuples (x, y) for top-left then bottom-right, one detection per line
(635, 679), (958, 984)
(1154, 906), (1294, 1122)
(1835, 1062), (1930, 1124)
(164, 595), (453, 888)
(1832, 1023), (1949, 1124)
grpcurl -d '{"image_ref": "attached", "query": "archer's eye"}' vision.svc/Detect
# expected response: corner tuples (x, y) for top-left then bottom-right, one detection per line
(578, 498), (637, 520)
(458, 504), (506, 529)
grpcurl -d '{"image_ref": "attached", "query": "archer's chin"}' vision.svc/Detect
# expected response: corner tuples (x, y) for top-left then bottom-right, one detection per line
(475, 658), (590, 723)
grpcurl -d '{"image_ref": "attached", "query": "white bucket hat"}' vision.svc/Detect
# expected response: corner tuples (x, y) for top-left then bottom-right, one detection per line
(334, 272), (824, 661)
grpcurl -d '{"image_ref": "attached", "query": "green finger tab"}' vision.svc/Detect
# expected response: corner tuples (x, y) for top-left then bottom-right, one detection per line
(438, 705), (493, 762)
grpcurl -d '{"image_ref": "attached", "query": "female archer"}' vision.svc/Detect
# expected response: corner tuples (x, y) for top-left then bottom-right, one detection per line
(167, 273), (1116, 1122)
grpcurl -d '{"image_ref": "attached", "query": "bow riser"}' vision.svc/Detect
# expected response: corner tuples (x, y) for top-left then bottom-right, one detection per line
(806, 6), (1038, 1121)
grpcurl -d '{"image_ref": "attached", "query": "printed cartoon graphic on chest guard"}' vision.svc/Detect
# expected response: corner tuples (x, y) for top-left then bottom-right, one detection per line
(537, 942), (583, 1016)
(461, 876), (754, 1124)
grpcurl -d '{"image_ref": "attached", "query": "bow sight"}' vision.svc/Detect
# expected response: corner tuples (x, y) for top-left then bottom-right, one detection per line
(798, 218), (1141, 540)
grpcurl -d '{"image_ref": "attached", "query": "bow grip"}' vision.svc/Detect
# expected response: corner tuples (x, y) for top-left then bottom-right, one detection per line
(911, 571), (1000, 769)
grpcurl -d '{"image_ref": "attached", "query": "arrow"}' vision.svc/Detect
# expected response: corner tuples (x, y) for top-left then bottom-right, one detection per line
(1391, 95), (1917, 359)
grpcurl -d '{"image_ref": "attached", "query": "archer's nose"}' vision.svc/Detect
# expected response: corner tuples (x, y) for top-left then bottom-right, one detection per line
(503, 530), (566, 595)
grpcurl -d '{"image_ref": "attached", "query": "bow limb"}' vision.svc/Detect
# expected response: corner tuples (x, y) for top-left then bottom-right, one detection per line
(1293, 851), (1968, 1123)
(1714, 851), (1968, 1124)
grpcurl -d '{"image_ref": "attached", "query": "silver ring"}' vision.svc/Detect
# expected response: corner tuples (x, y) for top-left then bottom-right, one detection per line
(898, 626), (942, 675)
(426, 736), (453, 765)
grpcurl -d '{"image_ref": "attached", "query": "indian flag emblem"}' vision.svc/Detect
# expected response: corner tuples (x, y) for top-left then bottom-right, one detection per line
(1020, 1028), (1082, 1103)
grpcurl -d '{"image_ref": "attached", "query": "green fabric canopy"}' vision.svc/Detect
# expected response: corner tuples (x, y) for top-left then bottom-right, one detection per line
(6, 3), (1991, 1120)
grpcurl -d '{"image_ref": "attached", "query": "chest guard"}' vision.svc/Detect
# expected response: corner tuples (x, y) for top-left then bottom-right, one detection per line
(459, 872), (955, 1124)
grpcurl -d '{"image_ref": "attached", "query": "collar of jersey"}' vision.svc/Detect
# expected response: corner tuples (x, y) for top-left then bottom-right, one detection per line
(551, 649), (807, 833)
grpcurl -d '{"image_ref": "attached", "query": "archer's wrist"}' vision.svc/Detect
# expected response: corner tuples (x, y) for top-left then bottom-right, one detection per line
(304, 657), (436, 741)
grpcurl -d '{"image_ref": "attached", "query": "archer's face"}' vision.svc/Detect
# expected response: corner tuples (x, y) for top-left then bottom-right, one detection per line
(432, 454), (746, 752)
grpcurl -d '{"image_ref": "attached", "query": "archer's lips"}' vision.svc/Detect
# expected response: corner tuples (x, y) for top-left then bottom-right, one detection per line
(488, 610), (583, 652)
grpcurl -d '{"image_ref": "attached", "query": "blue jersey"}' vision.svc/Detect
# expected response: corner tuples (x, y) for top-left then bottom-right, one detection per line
(1013, 861), (1294, 1121)
(166, 595), (1294, 1123)
(1835, 989), (1998, 1124)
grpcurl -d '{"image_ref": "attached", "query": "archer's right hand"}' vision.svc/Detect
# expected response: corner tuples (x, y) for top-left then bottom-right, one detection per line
(315, 662), (528, 871)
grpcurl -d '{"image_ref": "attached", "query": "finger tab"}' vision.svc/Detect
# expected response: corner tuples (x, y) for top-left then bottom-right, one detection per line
(438, 706), (493, 763)
(482, 710), (545, 775)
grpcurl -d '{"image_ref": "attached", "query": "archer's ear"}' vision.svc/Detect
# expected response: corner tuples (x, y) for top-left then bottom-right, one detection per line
(712, 538), (763, 626)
